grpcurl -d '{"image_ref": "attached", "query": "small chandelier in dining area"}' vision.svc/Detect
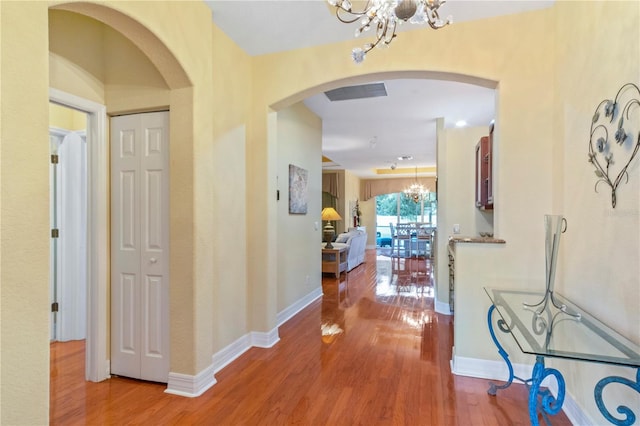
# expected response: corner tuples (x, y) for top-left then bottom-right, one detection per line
(327, 0), (452, 63)
(404, 166), (429, 203)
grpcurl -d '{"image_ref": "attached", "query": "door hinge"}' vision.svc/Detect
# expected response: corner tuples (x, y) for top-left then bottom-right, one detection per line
(51, 228), (59, 238)
(51, 302), (59, 313)
(51, 154), (59, 164)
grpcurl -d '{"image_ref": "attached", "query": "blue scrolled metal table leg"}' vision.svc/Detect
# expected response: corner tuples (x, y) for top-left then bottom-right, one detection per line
(487, 304), (526, 395)
(528, 355), (565, 426)
(594, 368), (640, 425)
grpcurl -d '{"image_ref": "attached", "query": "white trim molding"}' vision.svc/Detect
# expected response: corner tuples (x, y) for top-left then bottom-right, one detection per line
(165, 364), (217, 398)
(451, 355), (539, 382)
(276, 286), (322, 327)
(211, 334), (252, 374)
(250, 328), (280, 349)
(50, 88), (109, 383)
(165, 327), (279, 398)
(165, 286), (322, 397)
(547, 379), (594, 426)
(213, 287), (323, 376)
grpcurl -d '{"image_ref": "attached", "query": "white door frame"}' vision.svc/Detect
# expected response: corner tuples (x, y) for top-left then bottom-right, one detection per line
(49, 88), (109, 382)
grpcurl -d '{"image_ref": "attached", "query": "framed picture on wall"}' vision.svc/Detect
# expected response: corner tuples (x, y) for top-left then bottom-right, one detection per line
(289, 164), (308, 214)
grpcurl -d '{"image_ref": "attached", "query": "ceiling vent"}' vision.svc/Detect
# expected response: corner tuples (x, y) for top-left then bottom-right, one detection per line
(324, 82), (387, 102)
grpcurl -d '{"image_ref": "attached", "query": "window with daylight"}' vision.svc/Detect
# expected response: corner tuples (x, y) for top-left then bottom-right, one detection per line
(375, 192), (437, 241)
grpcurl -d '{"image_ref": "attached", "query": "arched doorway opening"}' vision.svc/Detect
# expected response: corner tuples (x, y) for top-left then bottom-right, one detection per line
(269, 71), (497, 316)
(48, 2), (192, 383)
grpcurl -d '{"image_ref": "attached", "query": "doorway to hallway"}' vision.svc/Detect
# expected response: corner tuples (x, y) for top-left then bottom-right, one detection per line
(49, 103), (88, 344)
(50, 88), (109, 383)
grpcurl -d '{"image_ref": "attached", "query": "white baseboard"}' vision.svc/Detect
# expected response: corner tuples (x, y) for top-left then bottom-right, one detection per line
(212, 287), (322, 371)
(451, 355), (539, 383)
(211, 333), (253, 373)
(276, 286), (323, 327)
(435, 299), (452, 315)
(250, 328), (280, 348)
(165, 288), (322, 397)
(165, 363), (217, 398)
(452, 356), (589, 425)
(165, 328), (279, 398)
(547, 379), (594, 426)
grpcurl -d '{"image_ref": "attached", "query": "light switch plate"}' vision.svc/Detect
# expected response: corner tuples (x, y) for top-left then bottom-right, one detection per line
(453, 224), (460, 234)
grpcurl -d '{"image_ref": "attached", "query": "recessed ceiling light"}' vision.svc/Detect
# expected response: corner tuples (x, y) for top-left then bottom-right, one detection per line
(455, 120), (467, 128)
(397, 155), (413, 161)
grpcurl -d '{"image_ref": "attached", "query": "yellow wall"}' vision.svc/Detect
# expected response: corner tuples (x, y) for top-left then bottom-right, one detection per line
(49, 9), (170, 113)
(1, 1), (638, 424)
(48, 9), (105, 104)
(0, 3), (51, 423)
(210, 23), (252, 350)
(49, 103), (87, 131)
(276, 102), (323, 311)
(437, 125), (489, 303)
(552, 1), (639, 422)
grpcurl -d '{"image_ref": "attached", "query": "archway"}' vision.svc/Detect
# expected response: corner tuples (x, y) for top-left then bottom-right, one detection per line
(267, 71), (498, 318)
(48, 2), (193, 383)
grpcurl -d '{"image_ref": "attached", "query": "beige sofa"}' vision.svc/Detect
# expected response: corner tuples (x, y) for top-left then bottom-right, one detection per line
(332, 229), (367, 271)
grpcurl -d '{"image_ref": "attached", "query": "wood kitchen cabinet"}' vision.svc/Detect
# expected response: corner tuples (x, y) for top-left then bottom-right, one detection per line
(475, 128), (493, 210)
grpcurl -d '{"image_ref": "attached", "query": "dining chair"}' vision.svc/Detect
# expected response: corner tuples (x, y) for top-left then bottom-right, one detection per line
(415, 224), (433, 258)
(394, 223), (413, 257)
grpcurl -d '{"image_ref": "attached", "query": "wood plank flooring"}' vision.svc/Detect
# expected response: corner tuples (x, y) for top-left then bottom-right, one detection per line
(50, 250), (572, 425)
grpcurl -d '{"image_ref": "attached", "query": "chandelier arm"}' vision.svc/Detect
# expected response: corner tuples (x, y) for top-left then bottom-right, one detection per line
(336, 9), (366, 24)
(425, 7), (449, 29)
(335, 0), (375, 22)
(365, 19), (389, 53)
(375, 20), (388, 45)
(382, 18), (397, 45)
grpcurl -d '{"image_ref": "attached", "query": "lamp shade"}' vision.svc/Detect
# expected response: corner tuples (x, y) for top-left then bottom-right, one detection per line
(321, 207), (342, 222)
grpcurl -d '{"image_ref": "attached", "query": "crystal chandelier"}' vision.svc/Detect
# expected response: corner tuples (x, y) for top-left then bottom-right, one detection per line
(404, 166), (429, 203)
(327, 0), (452, 63)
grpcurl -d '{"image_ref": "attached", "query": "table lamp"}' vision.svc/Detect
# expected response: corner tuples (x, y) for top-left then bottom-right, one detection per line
(321, 207), (342, 249)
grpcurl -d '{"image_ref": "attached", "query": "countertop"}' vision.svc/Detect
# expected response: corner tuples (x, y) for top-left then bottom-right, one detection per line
(448, 236), (506, 245)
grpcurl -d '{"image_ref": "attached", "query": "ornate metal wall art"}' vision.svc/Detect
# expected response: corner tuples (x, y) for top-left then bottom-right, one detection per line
(589, 83), (640, 208)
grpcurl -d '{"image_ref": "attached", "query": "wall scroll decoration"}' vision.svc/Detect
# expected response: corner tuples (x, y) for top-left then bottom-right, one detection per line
(288, 164), (308, 214)
(588, 83), (640, 208)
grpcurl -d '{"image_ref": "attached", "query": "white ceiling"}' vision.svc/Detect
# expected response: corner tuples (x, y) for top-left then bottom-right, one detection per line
(304, 79), (496, 177)
(205, 0), (554, 178)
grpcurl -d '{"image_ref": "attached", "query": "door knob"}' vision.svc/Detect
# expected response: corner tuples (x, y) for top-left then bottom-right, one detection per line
(150, 257), (158, 264)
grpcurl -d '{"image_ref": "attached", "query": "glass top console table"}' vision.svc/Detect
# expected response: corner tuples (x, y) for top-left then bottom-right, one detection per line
(484, 287), (640, 426)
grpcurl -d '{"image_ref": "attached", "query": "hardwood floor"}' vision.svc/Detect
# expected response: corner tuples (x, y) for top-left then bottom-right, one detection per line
(50, 250), (572, 425)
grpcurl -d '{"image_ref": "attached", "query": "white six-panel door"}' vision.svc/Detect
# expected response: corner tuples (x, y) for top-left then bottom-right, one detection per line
(110, 111), (169, 383)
